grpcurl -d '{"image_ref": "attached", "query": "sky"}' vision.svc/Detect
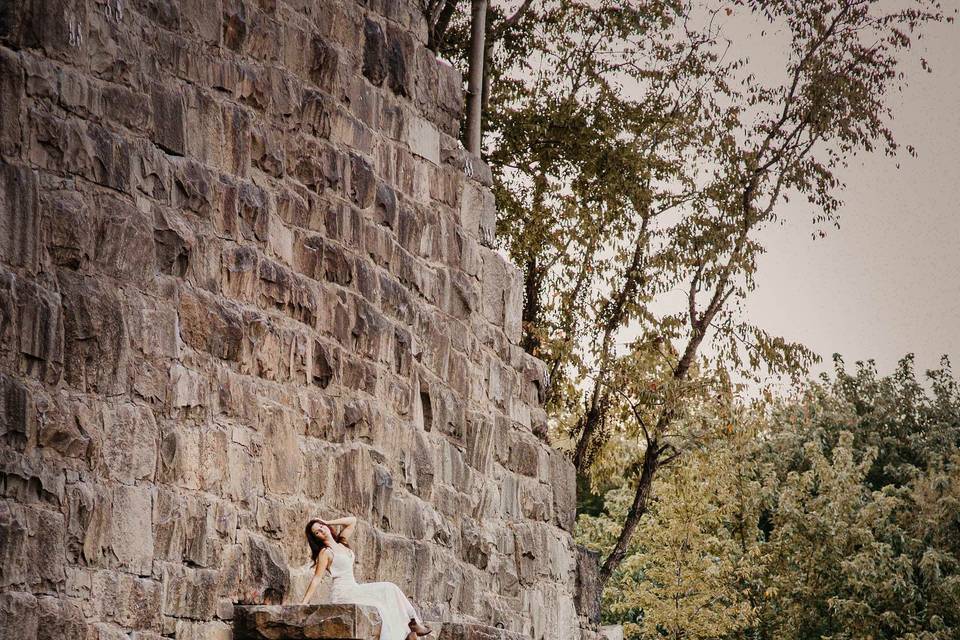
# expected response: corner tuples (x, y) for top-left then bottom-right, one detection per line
(728, 8), (960, 383)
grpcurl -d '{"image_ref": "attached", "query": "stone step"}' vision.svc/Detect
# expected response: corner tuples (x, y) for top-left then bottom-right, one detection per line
(234, 605), (531, 640)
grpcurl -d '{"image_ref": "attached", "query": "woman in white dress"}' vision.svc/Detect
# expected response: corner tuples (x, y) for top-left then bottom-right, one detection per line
(301, 516), (432, 640)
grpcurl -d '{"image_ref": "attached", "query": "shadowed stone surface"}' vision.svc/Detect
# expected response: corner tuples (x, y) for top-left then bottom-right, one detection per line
(0, 0), (598, 638)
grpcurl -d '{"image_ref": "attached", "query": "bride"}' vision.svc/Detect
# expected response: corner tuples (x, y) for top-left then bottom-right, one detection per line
(301, 516), (433, 640)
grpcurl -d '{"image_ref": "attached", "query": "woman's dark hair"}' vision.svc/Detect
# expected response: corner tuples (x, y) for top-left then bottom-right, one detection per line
(305, 519), (348, 565)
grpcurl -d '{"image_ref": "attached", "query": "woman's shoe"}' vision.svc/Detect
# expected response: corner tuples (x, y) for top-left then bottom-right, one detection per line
(409, 619), (432, 636)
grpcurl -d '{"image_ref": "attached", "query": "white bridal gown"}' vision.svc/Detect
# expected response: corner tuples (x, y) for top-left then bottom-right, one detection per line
(326, 542), (423, 640)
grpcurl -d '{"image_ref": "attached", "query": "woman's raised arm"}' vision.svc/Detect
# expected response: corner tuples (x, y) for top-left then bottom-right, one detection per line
(324, 515), (357, 543)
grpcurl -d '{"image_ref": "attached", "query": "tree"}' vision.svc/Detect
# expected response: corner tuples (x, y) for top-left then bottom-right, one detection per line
(752, 356), (960, 639)
(578, 355), (960, 639)
(431, 0), (951, 591)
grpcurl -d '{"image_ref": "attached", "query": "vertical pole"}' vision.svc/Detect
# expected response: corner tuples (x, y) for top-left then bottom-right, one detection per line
(466, 0), (487, 155)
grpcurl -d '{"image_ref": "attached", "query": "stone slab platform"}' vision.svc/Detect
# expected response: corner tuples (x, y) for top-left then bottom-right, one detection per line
(235, 604), (382, 639)
(234, 605), (532, 640)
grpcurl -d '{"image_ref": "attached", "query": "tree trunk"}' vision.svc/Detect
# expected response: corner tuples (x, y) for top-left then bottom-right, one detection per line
(598, 439), (661, 588)
(521, 256), (543, 354)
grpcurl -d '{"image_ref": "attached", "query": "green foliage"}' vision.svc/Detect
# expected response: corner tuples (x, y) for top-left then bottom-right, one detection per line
(578, 356), (960, 639)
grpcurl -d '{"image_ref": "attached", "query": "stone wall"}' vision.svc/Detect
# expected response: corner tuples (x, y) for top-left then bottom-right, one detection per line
(0, 1), (593, 639)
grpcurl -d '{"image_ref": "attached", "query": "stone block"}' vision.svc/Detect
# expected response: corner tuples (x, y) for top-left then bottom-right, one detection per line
(349, 153), (376, 208)
(575, 546), (601, 624)
(259, 402), (302, 494)
(169, 364), (206, 409)
(44, 187), (93, 271)
(100, 402), (158, 484)
(110, 484), (154, 575)
(36, 594), (87, 640)
(225, 440), (264, 508)
(331, 107), (375, 157)
(222, 244), (259, 300)
(0, 373), (33, 444)
(236, 533), (290, 606)
(173, 620), (232, 640)
(161, 563), (218, 619)
(479, 248), (508, 328)
(499, 475), (521, 521)
(0, 162), (39, 273)
(362, 18), (387, 87)
(459, 180), (496, 248)
(0, 49), (24, 156)
(385, 23), (414, 98)
(550, 453), (576, 532)
(234, 604), (382, 640)
(93, 195), (157, 286)
(12, 275), (63, 385)
(178, 0), (220, 44)
(310, 34), (339, 94)
(35, 390), (91, 458)
(332, 445), (374, 516)
(506, 433), (540, 478)
(64, 482), (111, 567)
(172, 158), (217, 217)
(406, 114), (440, 165)
(88, 124), (134, 193)
(0, 0), (88, 62)
(100, 84), (151, 133)
(88, 571), (163, 631)
(0, 501), (66, 589)
(139, 305), (181, 359)
(290, 138), (344, 196)
(299, 89), (334, 139)
(503, 263), (524, 344)
(153, 209), (196, 277)
(136, 141), (174, 203)
(150, 81), (186, 156)
(222, 103), (252, 176)
(178, 288), (244, 361)
(217, 177), (269, 241)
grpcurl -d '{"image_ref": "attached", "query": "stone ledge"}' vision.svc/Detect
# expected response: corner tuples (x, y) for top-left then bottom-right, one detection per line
(233, 605), (533, 640)
(234, 604), (382, 639)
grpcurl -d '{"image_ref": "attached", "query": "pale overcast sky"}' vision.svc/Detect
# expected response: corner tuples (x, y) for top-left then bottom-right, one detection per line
(733, 10), (960, 381)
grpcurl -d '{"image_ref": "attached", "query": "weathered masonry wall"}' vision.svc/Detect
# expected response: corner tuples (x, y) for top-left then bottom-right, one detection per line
(0, 1), (595, 639)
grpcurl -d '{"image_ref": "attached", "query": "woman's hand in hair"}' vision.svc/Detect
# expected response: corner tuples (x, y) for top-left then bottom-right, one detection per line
(323, 515), (357, 543)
